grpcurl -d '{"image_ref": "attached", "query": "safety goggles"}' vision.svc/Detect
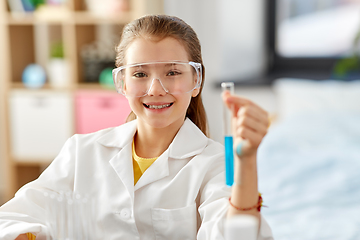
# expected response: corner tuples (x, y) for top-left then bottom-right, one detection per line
(112, 61), (202, 97)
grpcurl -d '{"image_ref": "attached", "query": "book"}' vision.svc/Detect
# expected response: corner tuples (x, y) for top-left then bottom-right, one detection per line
(7, 0), (25, 12)
(21, 0), (36, 12)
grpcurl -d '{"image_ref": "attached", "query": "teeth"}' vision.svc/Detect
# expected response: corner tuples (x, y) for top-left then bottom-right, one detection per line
(147, 103), (171, 109)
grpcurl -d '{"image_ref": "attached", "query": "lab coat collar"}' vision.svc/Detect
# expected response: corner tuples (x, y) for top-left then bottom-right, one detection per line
(134, 150), (169, 191)
(168, 118), (208, 159)
(135, 118), (209, 191)
(97, 119), (137, 149)
(96, 118), (208, 159)
(97, 121), (138, 200)
(97, 118), (209, 193)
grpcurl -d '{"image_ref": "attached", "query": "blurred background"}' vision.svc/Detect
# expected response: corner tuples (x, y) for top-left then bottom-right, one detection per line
(1, 0), (360, 239)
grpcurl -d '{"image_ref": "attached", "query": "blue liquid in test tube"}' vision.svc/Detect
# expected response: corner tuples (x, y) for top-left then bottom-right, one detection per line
(224, 135), (234, 187)
(221, 82), (235, 187)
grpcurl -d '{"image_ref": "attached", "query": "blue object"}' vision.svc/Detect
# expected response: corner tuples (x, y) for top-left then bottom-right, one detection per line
(21, 0), (35, 11)
(224, 135), (234, 187)
(22, 64), (46, 89)
(236, 142), (243, 157)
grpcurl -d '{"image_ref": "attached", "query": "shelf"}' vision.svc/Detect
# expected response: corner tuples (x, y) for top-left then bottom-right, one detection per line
(6, 13), (35, 25)
(74, 11), (132, 25)
(10, 82), (117, 92)
(6, 6), (72, 25)
(1, 0), (164, 201)
(6, 11), (132, 25)
(12, 158), (53, 165)
(9, 25), (35, 84)
(10, 82), (76, 91)
(77, 83), (114, 90)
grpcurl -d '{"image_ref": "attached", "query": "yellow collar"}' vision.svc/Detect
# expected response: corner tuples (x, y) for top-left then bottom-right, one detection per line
(132, 140), (159, 162)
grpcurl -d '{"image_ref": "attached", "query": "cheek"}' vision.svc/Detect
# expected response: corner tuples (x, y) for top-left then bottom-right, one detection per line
(181, 94), (193, 112)
(126, 97), (141, 113)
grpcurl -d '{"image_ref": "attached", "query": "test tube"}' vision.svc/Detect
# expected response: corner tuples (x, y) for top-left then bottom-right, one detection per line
(221, 82), (234, 187)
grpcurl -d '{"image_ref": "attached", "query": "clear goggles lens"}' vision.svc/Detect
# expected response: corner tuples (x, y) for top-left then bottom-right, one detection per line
(112, 61), (202, 97)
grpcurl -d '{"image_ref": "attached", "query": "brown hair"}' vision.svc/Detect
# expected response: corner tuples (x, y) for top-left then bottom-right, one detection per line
(115, 15), (209, 137)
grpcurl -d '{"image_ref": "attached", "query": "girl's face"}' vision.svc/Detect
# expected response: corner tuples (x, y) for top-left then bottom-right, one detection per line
(124, 37), (200, 132)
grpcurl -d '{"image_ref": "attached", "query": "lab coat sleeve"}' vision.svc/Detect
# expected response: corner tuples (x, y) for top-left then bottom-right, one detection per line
(0, 136), (77, 240)
(196, 148), (273, 240)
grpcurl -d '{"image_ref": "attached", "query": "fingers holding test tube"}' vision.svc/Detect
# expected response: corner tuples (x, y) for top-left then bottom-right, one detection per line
(222, 91), (269, 158)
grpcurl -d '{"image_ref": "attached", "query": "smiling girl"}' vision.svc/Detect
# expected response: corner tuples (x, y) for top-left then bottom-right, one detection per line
(1, 15), (273, 240)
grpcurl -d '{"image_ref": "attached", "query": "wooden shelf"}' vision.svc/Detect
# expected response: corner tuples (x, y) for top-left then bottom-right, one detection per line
(10, 82), (76, 92)
(1, 0), (164, 202)
(74, 11), (132, 25)
(6, 13), (36, 25)
(77, 82), (109, 89)
(12, 158), (53, 166)
(6, 10), (131, 25)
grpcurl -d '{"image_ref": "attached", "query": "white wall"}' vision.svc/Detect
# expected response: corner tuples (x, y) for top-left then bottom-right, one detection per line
(164, 0), (266, 80)
(164, 0), (221, 82)
(218, 0), (267, 80)
(164, 0), (275, 143)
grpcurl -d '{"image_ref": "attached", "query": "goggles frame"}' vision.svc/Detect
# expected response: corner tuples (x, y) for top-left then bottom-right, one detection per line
(112, 61), (202, 97)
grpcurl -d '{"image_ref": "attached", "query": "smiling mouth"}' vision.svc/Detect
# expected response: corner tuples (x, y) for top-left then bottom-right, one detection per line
(143, 103), (173, 109)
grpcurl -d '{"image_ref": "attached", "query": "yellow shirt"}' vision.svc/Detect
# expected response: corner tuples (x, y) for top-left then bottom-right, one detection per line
(26, 233), (36, 240)
(132, 140), (158, 185)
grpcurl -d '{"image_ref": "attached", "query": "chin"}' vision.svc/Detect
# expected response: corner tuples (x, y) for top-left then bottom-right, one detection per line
(146, 117), (184, 131)
(147, 120), (172, 129)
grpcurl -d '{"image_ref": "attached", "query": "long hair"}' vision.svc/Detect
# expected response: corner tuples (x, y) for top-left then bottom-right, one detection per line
(115, 15), (209, 137)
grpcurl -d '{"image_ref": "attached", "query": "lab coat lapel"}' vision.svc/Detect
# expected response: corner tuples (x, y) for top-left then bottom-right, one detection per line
(168, 118), (208, 159)
(134, 150), (169, 191)
(98, 118), (208, 193)
(109, 143), (134, 200)
(97, 120), (138, 200)
(134, 118), (208, 191)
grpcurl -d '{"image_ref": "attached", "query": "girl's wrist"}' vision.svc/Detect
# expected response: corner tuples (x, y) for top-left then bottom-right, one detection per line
(233, 153), (257, 185)
(235, 152), (257, 163)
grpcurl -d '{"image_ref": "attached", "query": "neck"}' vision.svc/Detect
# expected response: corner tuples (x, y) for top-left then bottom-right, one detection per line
(134, 119), (185, 158)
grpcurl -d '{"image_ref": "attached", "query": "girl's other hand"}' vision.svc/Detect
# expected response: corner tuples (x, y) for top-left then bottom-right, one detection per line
(222, 91), (269, 158)
(15, 234), (28, 240)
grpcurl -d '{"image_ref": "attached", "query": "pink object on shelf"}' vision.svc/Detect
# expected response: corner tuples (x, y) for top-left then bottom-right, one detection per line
(75, 90), (131, 134)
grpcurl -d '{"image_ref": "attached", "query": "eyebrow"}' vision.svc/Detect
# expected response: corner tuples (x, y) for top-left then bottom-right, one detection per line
(129, 62), (187, 71)
(164, 63), (186, 69)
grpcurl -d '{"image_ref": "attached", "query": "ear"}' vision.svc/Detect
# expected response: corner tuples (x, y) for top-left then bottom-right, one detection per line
(192, 87), (200, 97)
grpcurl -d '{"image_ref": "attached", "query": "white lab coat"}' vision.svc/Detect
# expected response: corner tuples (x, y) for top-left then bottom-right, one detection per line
(0, 118), (273, 240)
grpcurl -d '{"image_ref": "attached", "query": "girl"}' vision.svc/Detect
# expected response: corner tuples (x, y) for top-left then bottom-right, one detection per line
(0, 15), (273, 239)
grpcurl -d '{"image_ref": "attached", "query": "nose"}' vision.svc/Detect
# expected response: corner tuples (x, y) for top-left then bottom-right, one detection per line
(147, 78), (168, 96)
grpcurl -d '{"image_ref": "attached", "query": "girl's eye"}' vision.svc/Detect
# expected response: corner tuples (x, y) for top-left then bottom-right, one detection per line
(167, 70), (181, 76)
(133, 72), (147, 78)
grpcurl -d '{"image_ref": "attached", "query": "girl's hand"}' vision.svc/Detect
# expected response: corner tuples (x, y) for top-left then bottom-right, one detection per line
(222, 92), (269, 158)
(15, 234), (28, 240)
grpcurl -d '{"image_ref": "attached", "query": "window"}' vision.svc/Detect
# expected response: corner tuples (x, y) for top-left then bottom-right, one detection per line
(267, 0), (360, 81)
(277, 0), (360, 57)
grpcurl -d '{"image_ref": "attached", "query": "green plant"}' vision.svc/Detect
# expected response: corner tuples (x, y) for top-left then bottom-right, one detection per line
(333, 55), (360, 77)
(50, 41), (64, 59)
(332, 27), (360, 79)
(32, 0), (46, 8)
